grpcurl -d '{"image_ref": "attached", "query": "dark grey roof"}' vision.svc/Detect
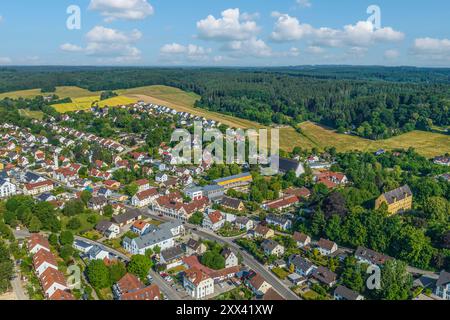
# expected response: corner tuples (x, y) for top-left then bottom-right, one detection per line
(289, 255), (314, 272)
(220, 196), (242, 209)
(261, 239), (281, 252)
(382, 185), (412, 204)
(24, 171), (42, 183)
(276, 156), (301, 173)
(312, 266), (337, 285)
(334, 285), (361, 300)
(161, 246), (184, 262)
(355, 246), (392, 265)
(186, 238), (201, 250)
(436, 270), (450, 287)
(266, 214), (290, 225)
(95, 220), (113, 233)
(112, 209), (142, 224)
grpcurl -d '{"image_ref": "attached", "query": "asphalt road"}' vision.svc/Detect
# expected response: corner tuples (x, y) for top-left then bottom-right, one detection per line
(74, 235), (183, 301)
(143, 209), (301, 300)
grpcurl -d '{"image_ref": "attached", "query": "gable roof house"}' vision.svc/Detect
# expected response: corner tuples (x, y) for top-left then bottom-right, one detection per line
(276, 156), (305, 177)
(375, 185), (413, 215)
(221, 248), (239, 268)
(289, 255), (316, 277)
(160, 246), (185, 270)
(334, 285), (364, 300)
(317, 238), (338, 256)
(113, 273), (161, 301)
(234, 216), (254, 231)
(112, 209), (143, 227)
(130, 220), (152, 236)
(311, 266), (337, 287)
(0, 178), (17, 198)
(183, 267), (215, 299)
(261, 239), (285, 257)
(33, 248), (59, 276)
(185, 239), (207, 256)
(265, 214), (292, 231)
(262, 195), (299, 212)
(39, 268), (71, 300)
(123, 221), (184, 255)
(131, 188), (159, 208)
(435, 270), (450, 300)
(246, 273), (272, 296)
(220, 196), (245, 211)
(202, 210), (225, 231)
(27, 234), (51, 255)
(354, 246), (392, 267)
(253, 224), (275, 239)
(293, 232), (311, 248)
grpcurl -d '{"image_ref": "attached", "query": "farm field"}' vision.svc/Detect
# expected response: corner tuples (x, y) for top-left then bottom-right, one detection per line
(2, 85), (448, 157)
(0, 86), (102, 100)
(18, 109), (44, 120)
(53, 95), (137, 113)
(121, 85), (266, 129)
(280, 122), (450, 158)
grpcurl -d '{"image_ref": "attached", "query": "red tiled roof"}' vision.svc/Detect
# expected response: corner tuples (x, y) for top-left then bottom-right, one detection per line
(27, 234), (50, 252)
(33, 248), (58, 270)
(132, 220), (149, 231)
(184, 267), (211, 286)
(39, 268), (67, 293)
(265, 195), (299, 210)
(207, 210), (223, 224)
(116, 273), (144, 294)
(135, 188), (158, 201)
(49, 289), (75, 300)
(120, 284), (161, 301)
(135, 179), (149, 186)
(25, 180), (53, 191)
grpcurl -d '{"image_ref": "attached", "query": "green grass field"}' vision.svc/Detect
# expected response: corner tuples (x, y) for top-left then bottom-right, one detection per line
(18, 109), (44, 120)
(121, 85), (266, 129)
(0, 86), (102, 100)
(2, 85), (448, 157)
(280, 122), (450, 158)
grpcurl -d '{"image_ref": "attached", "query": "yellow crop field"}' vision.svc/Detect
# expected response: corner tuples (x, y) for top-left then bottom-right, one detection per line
(53, 95), (137, 113)
(121, 85), (265, 129)
(0, 86), (102, 100)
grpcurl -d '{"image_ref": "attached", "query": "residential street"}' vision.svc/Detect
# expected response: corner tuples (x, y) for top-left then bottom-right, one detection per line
(74, 235), (185, 301)
(143, 209), (301, 300)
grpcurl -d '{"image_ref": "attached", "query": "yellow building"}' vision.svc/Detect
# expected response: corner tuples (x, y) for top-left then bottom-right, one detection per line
(213, 172), (253, 189)
(375, 185), (413, 215)
(0, 162), (4, 171)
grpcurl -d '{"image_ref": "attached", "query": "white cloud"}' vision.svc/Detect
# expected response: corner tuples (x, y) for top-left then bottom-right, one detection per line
(86, 26), (142, 43)
(305, 46), (325, 54)
(0, 15), (3, 23)
(270, 13), (404, 49)
(222, 37), (273, 58)
(384, 49), (400, 60)
(413, 38), (450, 60)
(160, 43), (212, 62)
(197, 8), (260, 41)
(296, 0), (312, 8)
(60, 43), (84, 52)
(270, 12), (313, 42)
(0, 57), (11, 64)
(89, 0), (154, 22)
(60, 26), (142, 63)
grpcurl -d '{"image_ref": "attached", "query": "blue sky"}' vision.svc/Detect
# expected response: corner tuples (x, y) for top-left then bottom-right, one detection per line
(0, 0), (449, 66)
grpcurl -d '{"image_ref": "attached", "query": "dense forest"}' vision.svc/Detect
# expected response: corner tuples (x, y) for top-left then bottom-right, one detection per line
(0, 66), (449, 139)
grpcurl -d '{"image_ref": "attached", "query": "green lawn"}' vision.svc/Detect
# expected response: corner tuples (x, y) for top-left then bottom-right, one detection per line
(271, 267), (290, 280)
(280, 121), (450, 158)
